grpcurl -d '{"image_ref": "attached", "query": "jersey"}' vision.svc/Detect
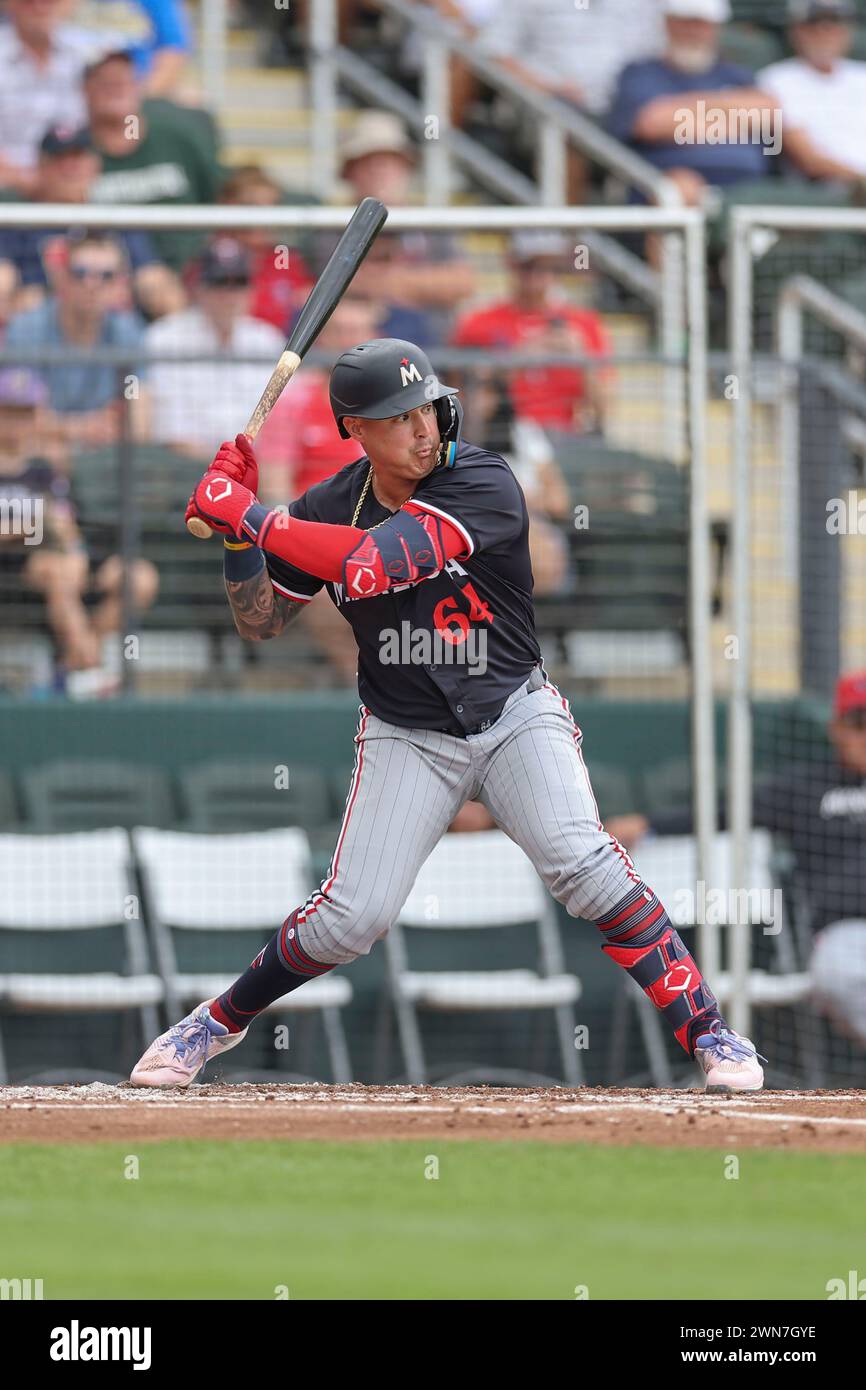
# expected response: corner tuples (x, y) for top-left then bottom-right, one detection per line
(264, 441), (542, 734)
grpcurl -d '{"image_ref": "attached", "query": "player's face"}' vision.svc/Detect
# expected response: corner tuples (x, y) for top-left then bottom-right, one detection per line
(832, 712), (866, 775)
(349, 401), (441, 480)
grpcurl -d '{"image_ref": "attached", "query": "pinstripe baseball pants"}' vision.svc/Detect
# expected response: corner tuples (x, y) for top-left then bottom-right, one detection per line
(294, 664), (650, 965)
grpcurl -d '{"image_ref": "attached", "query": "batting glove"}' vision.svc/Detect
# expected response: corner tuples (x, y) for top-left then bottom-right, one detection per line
(210, 433), (259, 496)
(188, 471), (258, 540)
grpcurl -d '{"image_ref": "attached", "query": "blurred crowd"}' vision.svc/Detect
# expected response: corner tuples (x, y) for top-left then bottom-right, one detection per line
(3, 0), (866, 688)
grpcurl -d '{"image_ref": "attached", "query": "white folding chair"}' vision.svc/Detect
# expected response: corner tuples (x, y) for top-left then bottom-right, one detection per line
(388, 830), (583, 1085)
(132, 827), (353, 1082)
(610, 830), (811, 1086)
(0, 829), (164, 1083)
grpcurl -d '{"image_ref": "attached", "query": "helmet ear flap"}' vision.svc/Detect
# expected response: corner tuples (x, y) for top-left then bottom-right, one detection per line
(434, 395), (463, 468)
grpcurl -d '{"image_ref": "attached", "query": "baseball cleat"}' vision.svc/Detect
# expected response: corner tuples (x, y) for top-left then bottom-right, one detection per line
(130, 1001), (248, 1087)
(693, 1020), (765, 1092)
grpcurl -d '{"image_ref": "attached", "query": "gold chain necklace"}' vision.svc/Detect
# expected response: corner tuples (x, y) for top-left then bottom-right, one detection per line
(351, 446), (442, 528)
(351, 462), (374, 528)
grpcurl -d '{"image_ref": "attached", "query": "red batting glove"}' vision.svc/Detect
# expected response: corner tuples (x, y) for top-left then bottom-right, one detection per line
(209, 434), (259, 495)
(189, 471), (258, 539)
(185, 488), (236, 537)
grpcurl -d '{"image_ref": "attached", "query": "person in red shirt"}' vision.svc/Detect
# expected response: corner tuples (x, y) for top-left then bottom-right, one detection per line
(259, 296), (381, 502)
(208, 164), (314, 333)
(451, 230), (612, 434)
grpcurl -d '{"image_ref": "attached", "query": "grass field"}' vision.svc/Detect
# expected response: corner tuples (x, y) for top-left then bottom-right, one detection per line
(2, 1139), (865, 1300)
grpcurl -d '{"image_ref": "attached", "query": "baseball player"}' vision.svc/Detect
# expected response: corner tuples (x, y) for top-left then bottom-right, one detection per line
(131, 338), (765, 1091)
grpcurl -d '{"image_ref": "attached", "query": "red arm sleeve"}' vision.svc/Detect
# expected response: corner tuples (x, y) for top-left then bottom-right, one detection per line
(242, 501), (468, 596)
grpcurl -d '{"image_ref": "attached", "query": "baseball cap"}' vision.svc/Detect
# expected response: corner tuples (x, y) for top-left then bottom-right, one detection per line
(834, 670), (866, 720)
(339, 111), (415, 171)
(83, 47), (136, 81)
(663, 0), (732, 19)
(0, 368), (48, 409)
(39, 125), (93, 159)
(510, 230), (570, 264)
(788, 0), (857, 22)
(199, 238), (252, 285)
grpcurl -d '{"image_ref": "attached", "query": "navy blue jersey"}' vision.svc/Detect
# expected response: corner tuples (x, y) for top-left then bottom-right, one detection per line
(264, 442), (542, 732)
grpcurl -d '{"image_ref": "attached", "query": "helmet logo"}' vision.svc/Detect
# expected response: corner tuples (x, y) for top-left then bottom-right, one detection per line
(399, 357), (422, 387)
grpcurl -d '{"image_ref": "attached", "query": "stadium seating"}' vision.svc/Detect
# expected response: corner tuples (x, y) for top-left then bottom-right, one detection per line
(0, 830), (163, 1084)
(388, 830), (583, 1086)
(132, 827), (353, 1081)
(20, 759), (176, 831)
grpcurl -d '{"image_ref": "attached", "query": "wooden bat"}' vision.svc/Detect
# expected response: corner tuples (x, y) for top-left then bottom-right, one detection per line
(187, 196), (389, 538)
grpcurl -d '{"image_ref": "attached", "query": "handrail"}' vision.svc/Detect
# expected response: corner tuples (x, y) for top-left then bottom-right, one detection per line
(779, 273), (866, 353)
(0, 204), (700, 231)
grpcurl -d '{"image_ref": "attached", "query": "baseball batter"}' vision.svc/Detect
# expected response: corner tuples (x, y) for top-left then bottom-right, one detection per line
(131, 338), (764, 1091)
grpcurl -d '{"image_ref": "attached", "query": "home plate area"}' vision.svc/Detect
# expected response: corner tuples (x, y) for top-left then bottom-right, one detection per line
(1, 1084), (865, 1152)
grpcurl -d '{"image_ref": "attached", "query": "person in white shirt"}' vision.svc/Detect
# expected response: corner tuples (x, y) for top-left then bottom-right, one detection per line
(481, 0), (666, 117)
(759, 0), (866, 183)
(144, 239), (293, 466)
(0, 0), (113, 194)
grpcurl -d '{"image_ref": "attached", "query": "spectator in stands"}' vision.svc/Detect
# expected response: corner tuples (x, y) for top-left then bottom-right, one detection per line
(83, 49), (223, 271)
(86, 0), (193, 98)
(0, 366), (157, 678)
(607, 0), (780, 205)
(5, 232), (149, 450)
(0, 124), (184, 321)
(451, 230), (611, 434)
(144, 238), (295, 466)
(273, 296), (381, 499)
(0, 0), (112, 195)
(758, 0), (866, 184)
(213, 165), (314, 334)
(462, 372), (570, 594)
(606, 670), (866, 1048)
(336, 112), (476, 345)
(402, 3), (505, 130)
(480, 0), (665, 118)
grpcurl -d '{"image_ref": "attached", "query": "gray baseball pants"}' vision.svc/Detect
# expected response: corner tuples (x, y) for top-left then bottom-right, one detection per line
(295, 664), (646, 965)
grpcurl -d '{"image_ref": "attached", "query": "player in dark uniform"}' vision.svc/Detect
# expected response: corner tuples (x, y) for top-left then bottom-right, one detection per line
(132, 339), (765, 1090)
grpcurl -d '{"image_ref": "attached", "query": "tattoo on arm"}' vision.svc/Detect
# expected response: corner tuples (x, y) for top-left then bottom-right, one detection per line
(225, 567), (305, 640)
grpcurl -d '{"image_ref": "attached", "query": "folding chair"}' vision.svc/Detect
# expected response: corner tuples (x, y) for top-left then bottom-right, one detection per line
(608, 830), (811, 1087)
(20, 759), (175, 830)
(0, 830), (164, 1083)
(388, 830), (582, 1086)
(179, 761), (332, 832)
(132, 827), (353, 1082)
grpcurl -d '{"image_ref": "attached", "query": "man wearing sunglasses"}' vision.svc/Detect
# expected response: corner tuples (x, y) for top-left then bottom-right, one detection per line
(608, 670), (866, 1048)
(5, 231), (149, 449)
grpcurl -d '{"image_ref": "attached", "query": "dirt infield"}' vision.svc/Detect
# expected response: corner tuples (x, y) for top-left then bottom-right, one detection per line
(1, 1083), (865, 1152)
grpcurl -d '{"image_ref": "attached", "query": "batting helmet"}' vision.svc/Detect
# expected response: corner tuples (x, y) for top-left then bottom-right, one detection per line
(329, 338), (463, 468)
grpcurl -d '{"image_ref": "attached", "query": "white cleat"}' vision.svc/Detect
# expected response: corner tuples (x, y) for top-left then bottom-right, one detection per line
(130, 1000), (248, 1088)
(694, 1020), (765, 1092)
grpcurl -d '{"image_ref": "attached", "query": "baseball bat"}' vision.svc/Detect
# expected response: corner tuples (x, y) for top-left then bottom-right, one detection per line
(187, 196), (389, 538)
